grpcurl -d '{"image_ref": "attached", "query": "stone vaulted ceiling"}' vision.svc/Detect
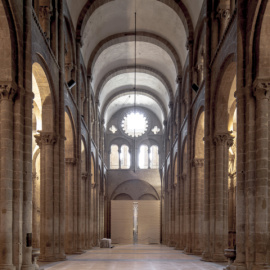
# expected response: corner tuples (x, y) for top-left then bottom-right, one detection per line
(66, 0), (203, 125)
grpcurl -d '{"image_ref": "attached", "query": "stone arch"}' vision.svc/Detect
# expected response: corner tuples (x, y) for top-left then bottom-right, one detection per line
(81, 137), (87, 173)
(253, 0), (270, 78)
(64, 16), (76, 79)
(91, 153), (95, 184)
(182, 137), (188, 175)
(65, 108), (76, 159)
(173, 154), (178, 185)
(87, 32), (182, 78)
(193, 107), (205, 159)
(0, 0), (18, 83)
(193, 18), (206, 66)
(96, 65), (173, 101)
(138, 193), (158, 200)
(113, 193), (133, 200)
(213, 54), (236, 133)
(111, 179), (160, 201)
(101, 89), (167, 121)
(76, 0), (193, 45)
(32, 60), (55, 132)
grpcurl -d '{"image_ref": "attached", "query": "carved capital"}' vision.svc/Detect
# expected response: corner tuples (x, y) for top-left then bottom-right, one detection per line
(214, 132), (234, 147)
(193, 158), (204, 168)
(0, 85), (17, 101)
(34, 134), (42, 148)
(253, 78), (270, 100)
(82, 172), (88, 180)
(65, 158), (76, 164)
(216, 7), (230, 21)
(185, 38), (193, 51)
(38, 131), (57, 145)
(176, 75), (182, 84)
(65, 63), (73, 72)
(181, 174), (187, 181)
(39, 6), (52, 20)
(168, 101), (174, 110)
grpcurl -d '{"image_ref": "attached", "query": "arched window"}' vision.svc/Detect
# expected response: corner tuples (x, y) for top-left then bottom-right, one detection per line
(120, 145), (130, 169)
(110, 145), (119, 169)
(139, 145), (148, 169)
(150, 145), (159, 169)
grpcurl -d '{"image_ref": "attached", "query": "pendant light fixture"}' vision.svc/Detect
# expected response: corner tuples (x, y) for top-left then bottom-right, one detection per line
(133, 4), (137, 172)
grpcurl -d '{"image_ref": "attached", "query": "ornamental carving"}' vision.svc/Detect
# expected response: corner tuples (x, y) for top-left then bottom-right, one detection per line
(35, 132), (57, 146)
(82, 172), (88, 180)
(213, 132), (234, 147)
(181, 174), (187, 181)
(253, 78), (270, 100)
(193, 159), (204, 168)
(217, 8), (230, 21)
(0, 85), (17, 101)
(65, 158), (76, 164)
(38, 6), (51, 20)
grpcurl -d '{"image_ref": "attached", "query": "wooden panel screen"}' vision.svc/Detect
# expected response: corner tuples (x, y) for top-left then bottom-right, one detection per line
(138, 200), (160, 244)
(111, 200), (160, 244)
(111, 200), (133, 244)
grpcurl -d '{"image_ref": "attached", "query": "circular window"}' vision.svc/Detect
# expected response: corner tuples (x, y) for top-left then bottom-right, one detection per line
(121, 112), (148, 137)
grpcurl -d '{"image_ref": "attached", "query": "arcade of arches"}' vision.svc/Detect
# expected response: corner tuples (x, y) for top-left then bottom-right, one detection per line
(0, 0), (270, 269)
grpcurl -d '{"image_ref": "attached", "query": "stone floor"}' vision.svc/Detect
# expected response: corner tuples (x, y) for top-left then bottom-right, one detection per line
(39, 245), (227, 270)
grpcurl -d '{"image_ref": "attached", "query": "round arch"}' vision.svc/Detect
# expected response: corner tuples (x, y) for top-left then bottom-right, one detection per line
(0, 0), (18, 83)
(65, 108), (76, 159)
(212, 54), (236, 133)
(88, 32), (182, 79)
(193, 107), (205, 159)
(32, 61), (54, 132)
(76, 0), (193, 47)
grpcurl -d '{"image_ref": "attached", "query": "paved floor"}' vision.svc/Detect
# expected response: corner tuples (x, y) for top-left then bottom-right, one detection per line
(39, 245), (227, 270)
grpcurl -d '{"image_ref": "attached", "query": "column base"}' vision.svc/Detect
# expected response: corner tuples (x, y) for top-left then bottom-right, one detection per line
(21, 264), (36, 270)
(174, 242), (181, 250)
(56, 254), (66, 261)
(38, 255), (59, 262)
(75, 250), (85, 254)
(192, 249), (203, 256)
(168, 240), (176, 247)
(212, 252), (227, 262)
(0, 265), (16, 270)
(201, 251), (212, 262)
(252, 264), (270, 270)
(224, 263), (246, 270)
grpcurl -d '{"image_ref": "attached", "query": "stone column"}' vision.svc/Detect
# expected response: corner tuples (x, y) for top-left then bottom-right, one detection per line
(75, 39), (83, 254)
(32, 172), (40, 249)
(213, 132), (234, 261)
(148, 147), (151, 169)
(180, 174), (186, 250)
(252, 79), (270, 269)
(216, 3), (231, 39)
(65, 63), (73, 83)
(65, 158), (76, 254)
(228, 173), (236, 249)
(81, 172), (88, 249)
(35, 132), (57, 261)
(0, 85), (17, 270)
(118, 148), (121, 169)
(39, 0), (52, 41)
(84, 173), (91, 249)
(90, 182), (96, 246)
(232, 89), (246, 269)
(58, 0), (66, 260)
(193, 159), (204, 254)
